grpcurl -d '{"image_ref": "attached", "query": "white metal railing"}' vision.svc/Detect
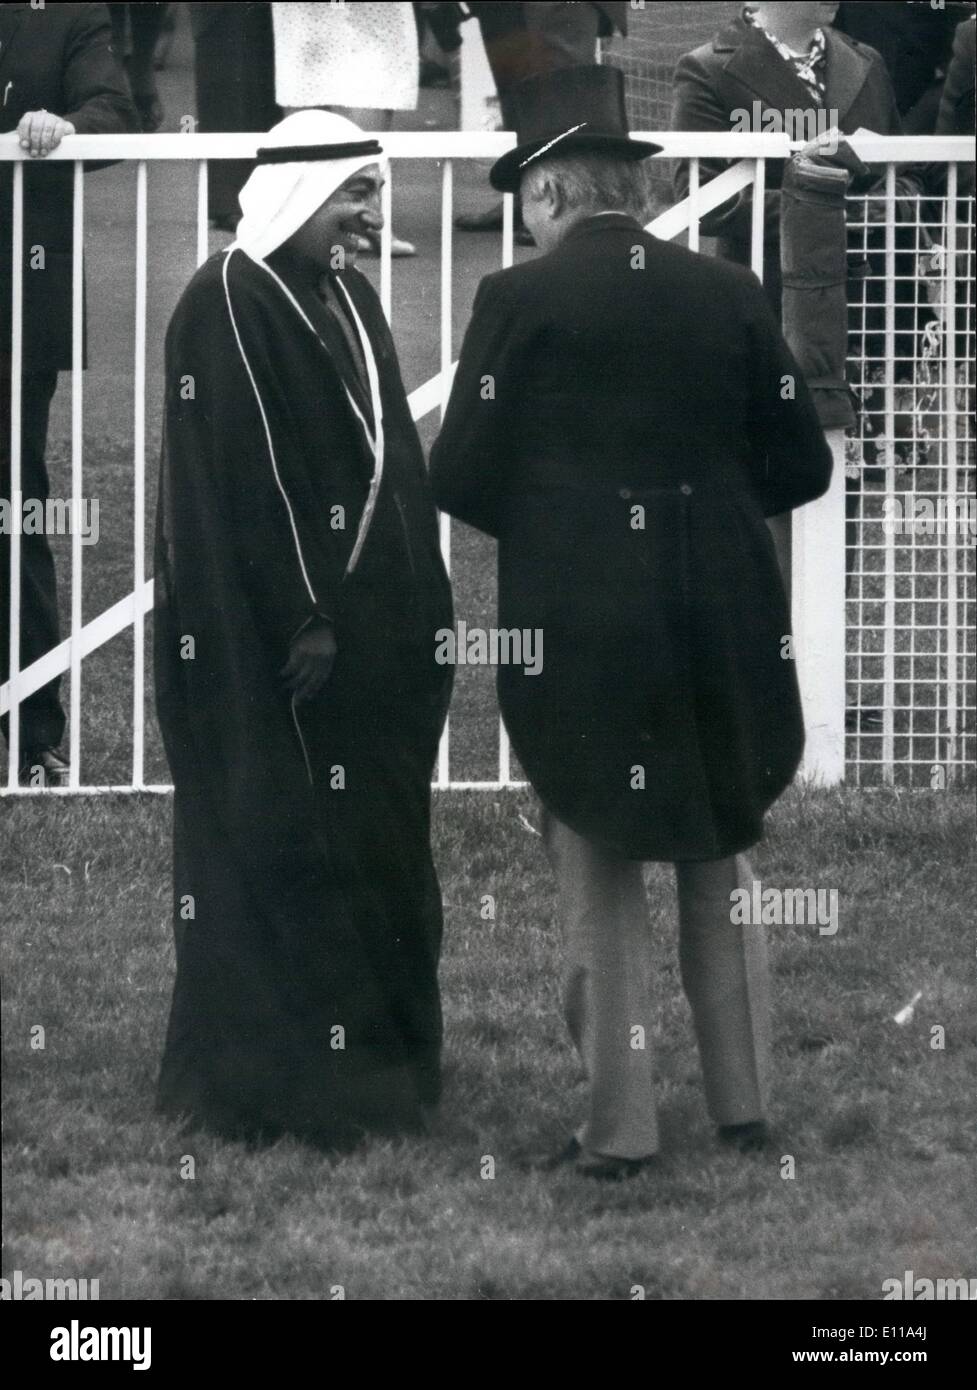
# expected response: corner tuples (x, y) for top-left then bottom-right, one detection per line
(1, 131), (973, 794)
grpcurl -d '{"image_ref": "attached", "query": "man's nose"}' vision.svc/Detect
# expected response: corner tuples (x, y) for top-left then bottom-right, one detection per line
(359, 200), (383, 230)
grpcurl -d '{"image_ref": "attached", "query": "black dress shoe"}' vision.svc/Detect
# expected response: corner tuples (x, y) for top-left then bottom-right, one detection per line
(576, 1150), (658, 1182)
(19, 746), (71, 788)
(519, 1136), (656, 1179)
(717, 1120), (769, 1153)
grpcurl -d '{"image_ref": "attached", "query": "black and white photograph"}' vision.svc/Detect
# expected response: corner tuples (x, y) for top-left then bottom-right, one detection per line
(1, 0), (974, 1338)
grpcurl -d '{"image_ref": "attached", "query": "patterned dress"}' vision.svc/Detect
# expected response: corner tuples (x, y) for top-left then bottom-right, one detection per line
(272, 1), (418, 110)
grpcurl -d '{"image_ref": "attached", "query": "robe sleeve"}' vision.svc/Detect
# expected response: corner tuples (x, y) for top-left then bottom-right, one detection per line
(163, 266), (340, 655)
(429, 273), (529, 539)
(733, 264), (835, 518)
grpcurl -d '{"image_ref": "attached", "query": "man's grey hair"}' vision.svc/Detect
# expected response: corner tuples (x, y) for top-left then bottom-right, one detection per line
(521, 152), (650, 222)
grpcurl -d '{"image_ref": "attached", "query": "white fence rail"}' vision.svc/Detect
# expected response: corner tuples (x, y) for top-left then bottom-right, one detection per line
(2, 132), (974, 794)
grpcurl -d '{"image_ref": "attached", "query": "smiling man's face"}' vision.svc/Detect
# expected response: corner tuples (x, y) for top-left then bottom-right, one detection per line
(286, 164), (385, 270)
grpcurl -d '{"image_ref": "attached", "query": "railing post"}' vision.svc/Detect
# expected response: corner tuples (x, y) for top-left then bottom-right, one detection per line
(132, 161), (148, 789)
(68, 161), (84, 788)
(6, 161), (24, 790)
(793, 429), (847, 784)
(436, 158), (453, 790)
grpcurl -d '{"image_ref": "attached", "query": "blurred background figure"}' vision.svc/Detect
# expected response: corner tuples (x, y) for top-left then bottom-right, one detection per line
(416, 1), (465, 90)
(670, 1), (930, 731)
(108, 1), (169, 132)
(1, 0), (138, 785)
(456, 1), (629, 242)
(271, 0), (422, 256)
(936, 12), (976, 197)
(191, 1), (279, 233)
(935, 13), (975, 430)
(834, 1), (974, 134)
(671, 1), (918, 314)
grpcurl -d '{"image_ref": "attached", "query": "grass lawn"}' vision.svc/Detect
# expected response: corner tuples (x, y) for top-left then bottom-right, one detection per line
(2, 782), (973, 1301)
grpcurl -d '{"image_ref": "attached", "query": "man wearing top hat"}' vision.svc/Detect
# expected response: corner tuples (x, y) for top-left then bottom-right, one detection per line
(431, 66), (833, 1178)
(154, 110), (453, 1149)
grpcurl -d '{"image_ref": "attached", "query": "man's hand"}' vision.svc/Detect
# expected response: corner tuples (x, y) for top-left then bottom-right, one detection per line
(281, 618), (337, 703)
(17, 110), (76, 158)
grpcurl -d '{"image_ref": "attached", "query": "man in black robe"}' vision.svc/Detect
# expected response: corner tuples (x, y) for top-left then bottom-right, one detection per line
(154, 111), (453, 1150)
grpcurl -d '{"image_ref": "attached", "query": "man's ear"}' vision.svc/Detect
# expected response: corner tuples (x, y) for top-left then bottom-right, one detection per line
(545, 176), (566, 220)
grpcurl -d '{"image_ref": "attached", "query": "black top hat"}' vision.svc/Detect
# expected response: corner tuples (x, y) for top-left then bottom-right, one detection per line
(489, 65), (662, 193)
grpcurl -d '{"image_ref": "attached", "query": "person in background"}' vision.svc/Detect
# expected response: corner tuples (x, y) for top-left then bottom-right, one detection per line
(935, 14), (975, 426)
(936, 13), (976, 198)
(191, 2), (279, 234)
(272, 1), (421, 257)
(672, 2), (931, 736)
(416, 1), (464, 89)
(108, 0), (168, 132)
(835, 1), (974, 134)
(456, 1), (629, 244)
(671, 2), (919, 318)
(1, 0), (138, 786)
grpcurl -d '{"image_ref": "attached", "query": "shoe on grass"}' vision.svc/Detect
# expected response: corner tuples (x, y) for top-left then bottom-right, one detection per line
(717, 1120), (769, 1153)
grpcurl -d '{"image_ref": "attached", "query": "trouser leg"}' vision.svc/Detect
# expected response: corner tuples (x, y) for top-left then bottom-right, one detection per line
(1, 366), (65, 750)
(543, 810), (659, 1159)
(675, 854), (771, 1126)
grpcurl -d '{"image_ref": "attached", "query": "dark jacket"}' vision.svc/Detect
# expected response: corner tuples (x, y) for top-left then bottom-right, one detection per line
(0, 2), (138, 370)
(468, 2), (628, 43)
(934, 17), (976, 200)
(835, 2), (973, 128)
(937, 16), (976, 138)
(671, 13), (908, 299)
(430, 214), (833, 861)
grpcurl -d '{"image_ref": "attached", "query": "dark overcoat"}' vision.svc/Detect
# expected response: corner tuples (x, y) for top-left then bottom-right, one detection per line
(430, 214), (833, 861)
(0, 2), (138, 369)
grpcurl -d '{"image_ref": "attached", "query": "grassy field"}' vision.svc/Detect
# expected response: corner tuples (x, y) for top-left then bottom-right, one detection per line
(2, 782), (973, 1301)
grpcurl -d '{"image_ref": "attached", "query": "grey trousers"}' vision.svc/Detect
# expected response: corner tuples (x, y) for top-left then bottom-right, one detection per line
(543, 812), (771, 1159)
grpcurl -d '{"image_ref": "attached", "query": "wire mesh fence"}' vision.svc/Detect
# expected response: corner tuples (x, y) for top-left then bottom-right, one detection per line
(844, 181), (975, 786)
